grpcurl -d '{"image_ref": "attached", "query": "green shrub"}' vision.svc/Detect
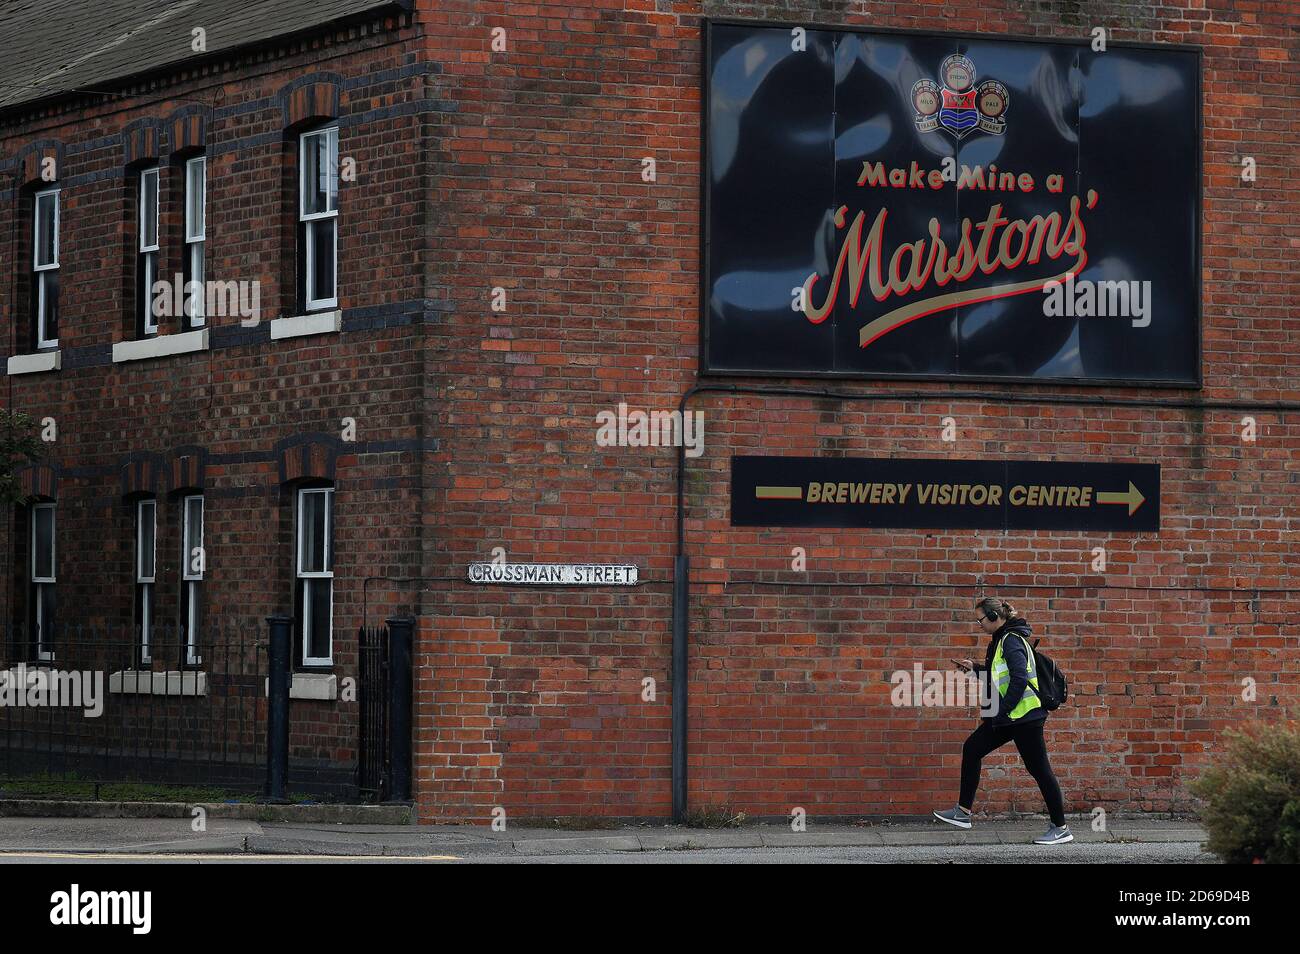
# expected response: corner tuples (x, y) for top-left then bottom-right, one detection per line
(1190, 720), (1300, 864)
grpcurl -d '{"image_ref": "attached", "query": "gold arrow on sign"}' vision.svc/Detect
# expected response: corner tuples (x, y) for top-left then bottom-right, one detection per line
(1096, 481), (1146, 516)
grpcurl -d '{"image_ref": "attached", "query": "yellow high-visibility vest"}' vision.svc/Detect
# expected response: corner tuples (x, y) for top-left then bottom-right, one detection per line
(991, 633), (1042, 720)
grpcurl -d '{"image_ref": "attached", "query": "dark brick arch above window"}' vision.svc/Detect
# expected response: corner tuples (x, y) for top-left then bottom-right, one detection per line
(14, 464), (57, 502)
(16, 140), (63, 189)
(123, 118), (166, 167)
(277, 435), (341, 485)
(280, 75), (343, 130)
(120, 454), (166, 499)
(170, 447), (208, 494)
(168, 107), (207, 157)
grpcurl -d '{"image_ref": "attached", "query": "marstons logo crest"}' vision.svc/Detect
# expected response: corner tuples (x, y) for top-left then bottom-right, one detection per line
(911, 54), (1009, 140)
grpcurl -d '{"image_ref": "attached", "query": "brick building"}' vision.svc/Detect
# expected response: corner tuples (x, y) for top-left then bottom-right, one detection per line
(0, 0), (428, 791)
(1, 1), (1297, 821)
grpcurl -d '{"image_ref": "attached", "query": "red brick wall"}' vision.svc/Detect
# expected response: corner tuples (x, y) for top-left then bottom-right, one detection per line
(413, 0), (1300, 822)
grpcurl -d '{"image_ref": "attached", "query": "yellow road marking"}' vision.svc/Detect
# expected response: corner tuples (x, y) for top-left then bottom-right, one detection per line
(0, 851), (462, 861)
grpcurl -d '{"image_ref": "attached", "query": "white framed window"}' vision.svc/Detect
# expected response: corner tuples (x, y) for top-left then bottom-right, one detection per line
(296, 486), (333, 666)
(30, 502), (56, 661)
(32, 188), (59, 349)
(184, 157), (206, 328)
(138, 166), (160, 335)
(136, 498), (156, 663)
(181, 494), (204, 666)
(299, 127), (338, 311)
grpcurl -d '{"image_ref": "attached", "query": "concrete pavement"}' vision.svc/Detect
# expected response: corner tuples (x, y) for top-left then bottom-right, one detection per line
(0, 816), (1214, 862)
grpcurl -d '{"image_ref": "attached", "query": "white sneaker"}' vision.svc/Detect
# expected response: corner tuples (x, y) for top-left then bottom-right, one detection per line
(933, 807), (973, 829)
(1034, 824), (1073, 844)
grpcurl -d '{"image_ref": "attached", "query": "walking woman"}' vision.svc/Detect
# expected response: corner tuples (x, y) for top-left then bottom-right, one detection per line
(933, 596), (1072, 844)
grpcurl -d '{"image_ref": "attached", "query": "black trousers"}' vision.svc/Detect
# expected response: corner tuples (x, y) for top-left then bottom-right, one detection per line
(959, 718), (1066, 826)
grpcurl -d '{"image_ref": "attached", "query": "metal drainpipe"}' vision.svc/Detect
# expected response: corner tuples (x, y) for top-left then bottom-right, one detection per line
(670, 381), (1300, 823)
(6, 168), (19, 630)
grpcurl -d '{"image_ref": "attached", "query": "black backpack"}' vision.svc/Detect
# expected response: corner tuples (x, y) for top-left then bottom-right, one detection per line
(1023, 635), (1068, 711)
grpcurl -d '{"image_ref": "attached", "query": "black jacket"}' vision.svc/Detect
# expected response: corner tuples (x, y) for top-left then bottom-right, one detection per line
(971, 617), (1046, 726)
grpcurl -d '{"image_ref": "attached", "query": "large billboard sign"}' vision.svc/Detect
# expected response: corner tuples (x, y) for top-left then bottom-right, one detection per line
(703, 21), (1201, 386)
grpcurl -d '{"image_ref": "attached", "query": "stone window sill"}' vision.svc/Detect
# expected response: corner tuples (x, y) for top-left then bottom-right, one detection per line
(109, 670), (208, 696)
(7, 350), (61, 375)
(270, 310), (342, 340)
(111, 328), (209, 363)
(263, 672), (337, 701)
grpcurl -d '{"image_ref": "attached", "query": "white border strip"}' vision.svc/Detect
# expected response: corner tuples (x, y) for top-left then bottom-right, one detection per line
(468, 563), (639, 585)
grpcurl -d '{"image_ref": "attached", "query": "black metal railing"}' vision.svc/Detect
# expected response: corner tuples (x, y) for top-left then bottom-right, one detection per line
(0, 620), (266, 792)
(357, 623), (389, 801)
(0, 615), (413, 802)
(356, 617), (412, 804)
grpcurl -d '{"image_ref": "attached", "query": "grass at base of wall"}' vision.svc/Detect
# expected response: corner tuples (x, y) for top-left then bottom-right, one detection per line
(683, 805), (747, 829)
(511, 815), (623, 831)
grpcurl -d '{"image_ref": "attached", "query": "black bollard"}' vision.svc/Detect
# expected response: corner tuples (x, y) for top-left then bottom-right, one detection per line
(265, 615), (292, 803)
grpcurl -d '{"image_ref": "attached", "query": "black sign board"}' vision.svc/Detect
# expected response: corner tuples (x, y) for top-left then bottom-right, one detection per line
(731, 456), (1160, 532)
(703, 21), (1201, 386)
